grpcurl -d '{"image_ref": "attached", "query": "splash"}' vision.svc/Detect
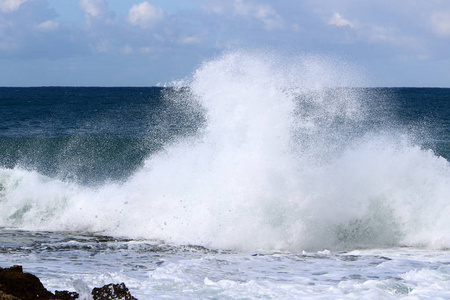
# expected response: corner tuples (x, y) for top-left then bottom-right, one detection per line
(1, 51), (450, 251)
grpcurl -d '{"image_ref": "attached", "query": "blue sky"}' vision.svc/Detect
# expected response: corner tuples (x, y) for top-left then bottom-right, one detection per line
(0, 0), (449, 87)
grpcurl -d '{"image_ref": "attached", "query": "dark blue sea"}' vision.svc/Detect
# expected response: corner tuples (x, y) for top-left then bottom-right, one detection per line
(0, 53), (450, 299)
(0, 87), (448, 184)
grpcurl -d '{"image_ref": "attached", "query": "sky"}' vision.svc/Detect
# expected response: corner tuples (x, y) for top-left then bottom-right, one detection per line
(0, 0), (449, 87)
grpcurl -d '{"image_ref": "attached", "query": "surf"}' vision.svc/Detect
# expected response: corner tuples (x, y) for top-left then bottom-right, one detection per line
(1, 50), (449, 251)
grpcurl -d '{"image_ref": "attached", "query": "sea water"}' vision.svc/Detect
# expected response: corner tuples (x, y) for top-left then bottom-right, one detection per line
(0, 51), (450, 299)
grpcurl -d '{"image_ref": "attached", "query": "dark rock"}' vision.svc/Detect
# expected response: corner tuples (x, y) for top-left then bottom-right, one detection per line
(0, 265), (79, 300)
(92, 283), (138, 300)
(0, 289), (21, 300)
(0, 265), (55, 299)
(0, 265), (133, 300)
(54, 290), (80, 300)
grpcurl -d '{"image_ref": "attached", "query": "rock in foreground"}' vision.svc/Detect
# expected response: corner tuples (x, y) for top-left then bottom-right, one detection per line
(0, 265), (138, 300)
(92, 283), (138, 300)
(0, 265), (65, 300)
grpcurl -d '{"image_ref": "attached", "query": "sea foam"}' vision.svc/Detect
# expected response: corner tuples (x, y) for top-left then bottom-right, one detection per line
(1, 51), (450, 251)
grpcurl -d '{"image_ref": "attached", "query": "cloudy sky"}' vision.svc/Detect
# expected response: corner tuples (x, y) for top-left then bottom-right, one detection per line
(0, 0), (449, 87)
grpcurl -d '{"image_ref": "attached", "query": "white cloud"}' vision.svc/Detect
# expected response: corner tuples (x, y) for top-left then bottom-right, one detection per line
(0, 38), (17, 52)
(36, 20), (59, 31)
(121, 44), (134, 55)
(127, 1), (164, 29)
(431, 11), (450, 37)
(254, 4), (283, 30)
(234, 0), (283, 30)
(328, 13), (354, 28)
(205, 4), (224, 14)
(140, 46), (153, 53)
(93, 39), (112, 53)
(201, 0), (283, 30)
(79, 0), (107, 17)
(179, 35), (202, 45)
(0, 0), (29, 13)
(233, 0), (251, 15)
(365, 25), (397, 43)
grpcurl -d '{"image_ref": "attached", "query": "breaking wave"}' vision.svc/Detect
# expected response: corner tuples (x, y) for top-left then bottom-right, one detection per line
(1, 51), (449, 251)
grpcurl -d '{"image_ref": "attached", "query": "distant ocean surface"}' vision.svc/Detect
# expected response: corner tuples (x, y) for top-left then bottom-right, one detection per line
(1, 53), (450, 299)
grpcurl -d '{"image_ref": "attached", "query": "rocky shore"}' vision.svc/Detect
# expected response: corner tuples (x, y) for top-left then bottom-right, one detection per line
(0, 265), (138, 300)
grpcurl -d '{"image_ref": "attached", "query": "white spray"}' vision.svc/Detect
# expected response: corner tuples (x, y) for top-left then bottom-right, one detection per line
(1, 51), (450, 251)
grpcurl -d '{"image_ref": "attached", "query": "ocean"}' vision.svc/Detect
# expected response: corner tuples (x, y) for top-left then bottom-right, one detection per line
(1, 52), (450, 299)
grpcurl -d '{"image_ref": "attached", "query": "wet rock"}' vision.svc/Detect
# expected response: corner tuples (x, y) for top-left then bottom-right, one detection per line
(0, 265), (55, 299)
(0, 265), (135, 300)
(0, 265), (79, 300)
(0, 290), (21, 300)
(92, 283), (138, 300)
(55, 290), (80, 300)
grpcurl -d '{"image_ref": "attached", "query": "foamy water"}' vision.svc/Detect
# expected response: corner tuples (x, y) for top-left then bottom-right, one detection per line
(2, 231), (450, 299)
(1, 51), (449, 252)
(1, 51), (450, 298)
